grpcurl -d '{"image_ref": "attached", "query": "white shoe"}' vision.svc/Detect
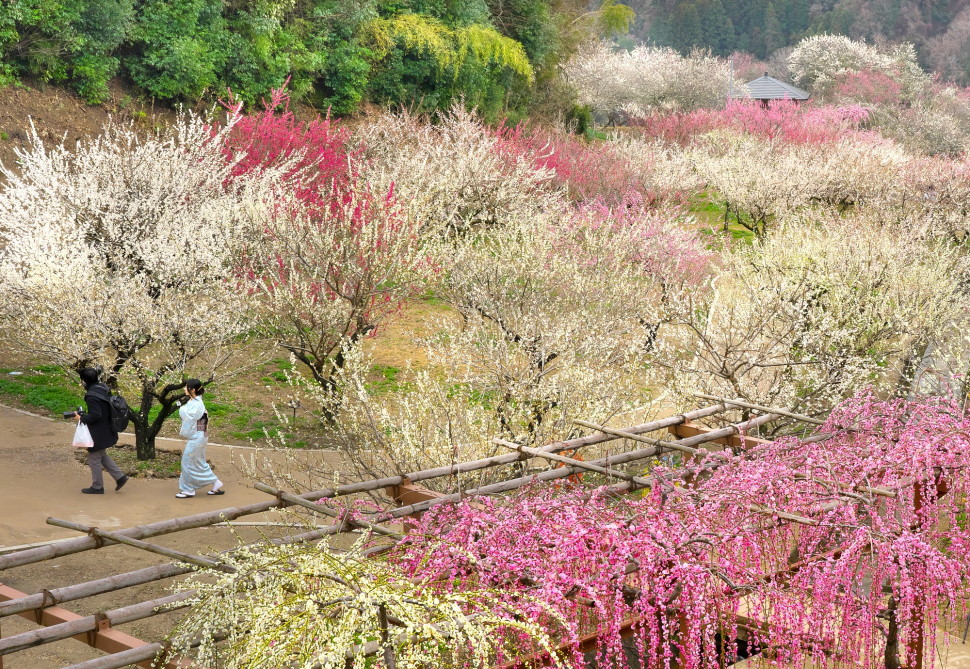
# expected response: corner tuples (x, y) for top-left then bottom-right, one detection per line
(175, 491), (195, 498)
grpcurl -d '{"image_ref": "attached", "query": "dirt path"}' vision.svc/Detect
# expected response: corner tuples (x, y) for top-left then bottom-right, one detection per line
(0, 405), (346, 667)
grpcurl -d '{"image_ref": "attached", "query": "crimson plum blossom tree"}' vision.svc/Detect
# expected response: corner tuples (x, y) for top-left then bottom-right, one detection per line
(226, 95), (432, 403)
(0, 114), (282, 459)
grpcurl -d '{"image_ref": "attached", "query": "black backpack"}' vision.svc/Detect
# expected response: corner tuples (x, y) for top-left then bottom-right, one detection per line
(89, 384), (132, 433)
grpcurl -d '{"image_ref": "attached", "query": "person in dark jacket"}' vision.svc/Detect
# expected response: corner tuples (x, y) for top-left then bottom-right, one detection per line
(74, 368), (128, 495)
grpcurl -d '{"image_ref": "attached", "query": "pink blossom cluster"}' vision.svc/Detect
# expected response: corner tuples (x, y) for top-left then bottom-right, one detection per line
(222, 86), (359, 195)
(220, 89), (429, 344)
(554, 193), (716, 288)
(493, 124), (647, 205)
(633, 100), (872, 146)
(375, 391), (970, 668)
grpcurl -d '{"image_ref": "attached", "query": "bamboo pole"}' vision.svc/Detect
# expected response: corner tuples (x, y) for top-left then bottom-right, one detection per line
(63, 632), (230, 669)
(493, 439), (653, 488)
(0, 405), (733, 572)
(63, 644), (164, 669)
(692, 393), (827, 425)
(253, 483), (402, 539)
(496, 437), (816, 527)
(0, 563), (190, 619)
(579, 419), (894, 500)
(47, 518), (234, 573)
(0, 592), (192, 656)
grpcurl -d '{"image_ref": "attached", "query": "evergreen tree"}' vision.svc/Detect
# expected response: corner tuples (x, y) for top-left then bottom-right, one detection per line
(670, 3), (703, 52)
(764, 1), (784, 56)
(786, 0), (809, 38)
(698, 0), (735, 55)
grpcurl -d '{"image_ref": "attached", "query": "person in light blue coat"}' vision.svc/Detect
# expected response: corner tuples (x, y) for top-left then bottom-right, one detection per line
(175, 379), (225, 498)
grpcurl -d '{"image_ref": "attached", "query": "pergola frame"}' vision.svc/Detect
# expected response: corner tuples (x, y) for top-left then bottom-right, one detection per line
(0, 397), (945, 669)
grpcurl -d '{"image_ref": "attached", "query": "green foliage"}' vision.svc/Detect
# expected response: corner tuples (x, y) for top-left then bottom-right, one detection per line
(362, 12), (533, 118)
(0, 0), (622, 117)
(0, 0), (131, 102)
(596, 0), (635, 36)
(363, 13), (533, 80)
(646, 0), (961, 60)
(0, 366), (82, 416)
(127, 0), (227, 99)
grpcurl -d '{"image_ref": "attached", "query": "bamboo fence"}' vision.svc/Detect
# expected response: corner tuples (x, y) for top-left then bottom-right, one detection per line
(0, 399), (917, 669)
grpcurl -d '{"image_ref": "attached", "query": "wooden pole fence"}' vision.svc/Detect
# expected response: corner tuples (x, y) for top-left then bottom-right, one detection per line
(0, 592), (192, 656)
(0, 404), (734, 573)
(0, 403), (837, 668)
(691, 393), (827, 425)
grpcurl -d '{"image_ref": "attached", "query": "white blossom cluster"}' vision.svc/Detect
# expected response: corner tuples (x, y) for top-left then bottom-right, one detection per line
(787, 34), (928, 95)
(656, 215), (970, 422)
(0, 112), (286, 453)
(355, 106), (556, 235)
(565, 41), (739, 119)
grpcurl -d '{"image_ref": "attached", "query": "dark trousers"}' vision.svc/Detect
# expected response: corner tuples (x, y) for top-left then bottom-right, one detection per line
(87, 449), (124, 489)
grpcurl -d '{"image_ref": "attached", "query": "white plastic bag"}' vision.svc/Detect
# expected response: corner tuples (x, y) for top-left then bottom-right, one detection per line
(72, 423), (94, 449)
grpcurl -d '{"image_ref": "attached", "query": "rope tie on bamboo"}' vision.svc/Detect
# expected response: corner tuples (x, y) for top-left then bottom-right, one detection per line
(85, 527), (105, 549)
(40, 589), (58, 609)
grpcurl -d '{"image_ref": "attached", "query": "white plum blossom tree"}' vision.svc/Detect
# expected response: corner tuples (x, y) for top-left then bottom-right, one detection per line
(656, 214), (970, 428)
(565, 41), (739, 120)
(280, 203), (713, 484)
(788, 34), (928, 97)
(0, 114), (282, 459)
(356, 107), (554, 235)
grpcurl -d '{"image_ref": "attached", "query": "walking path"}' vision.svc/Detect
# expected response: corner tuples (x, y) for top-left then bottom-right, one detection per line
(0, 405), (342, 548)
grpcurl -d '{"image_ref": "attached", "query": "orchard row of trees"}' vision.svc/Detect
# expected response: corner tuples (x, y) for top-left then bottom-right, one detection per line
(1, 73), (967, 469)
(0, 0), (632, 117)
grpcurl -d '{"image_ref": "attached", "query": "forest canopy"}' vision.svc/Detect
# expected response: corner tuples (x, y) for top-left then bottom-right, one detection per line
(0, 0), (632, 117)
(638, 0), (970, 83)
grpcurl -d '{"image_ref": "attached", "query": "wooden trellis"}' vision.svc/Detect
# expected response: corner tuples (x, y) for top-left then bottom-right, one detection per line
(0, 397), (938, 668)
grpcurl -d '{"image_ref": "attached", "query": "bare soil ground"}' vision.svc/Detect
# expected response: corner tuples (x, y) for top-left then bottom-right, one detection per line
(0, 79), (176, 174)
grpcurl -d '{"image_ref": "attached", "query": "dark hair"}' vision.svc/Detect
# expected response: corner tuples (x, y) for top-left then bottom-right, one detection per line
(79, 368), (101, 389)
(185, 378), (205, 396)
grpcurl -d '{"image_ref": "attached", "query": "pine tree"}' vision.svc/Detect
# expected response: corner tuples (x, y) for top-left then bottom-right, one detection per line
(698, 0), (734, 55)
(786, 0), (809, 38)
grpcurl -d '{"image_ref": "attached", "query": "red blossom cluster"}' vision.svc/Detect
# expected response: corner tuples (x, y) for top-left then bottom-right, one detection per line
(494, 124), (645, 205)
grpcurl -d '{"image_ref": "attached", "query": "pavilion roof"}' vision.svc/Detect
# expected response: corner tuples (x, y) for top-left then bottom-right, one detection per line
(740, 73), (810, 101)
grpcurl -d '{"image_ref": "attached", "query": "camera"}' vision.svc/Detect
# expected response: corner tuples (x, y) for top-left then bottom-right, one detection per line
(63, 406), (83, 419)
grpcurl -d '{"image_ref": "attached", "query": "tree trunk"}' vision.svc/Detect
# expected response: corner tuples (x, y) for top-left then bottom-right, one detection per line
(131, 380), (187, 461)
(131, 409), (156, 461)
(885, 597), (901, 669)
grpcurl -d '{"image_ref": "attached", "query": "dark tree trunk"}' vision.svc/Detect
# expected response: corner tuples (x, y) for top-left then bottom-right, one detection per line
(885, 597), (901, 669)
(131, 380), (190, 461)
